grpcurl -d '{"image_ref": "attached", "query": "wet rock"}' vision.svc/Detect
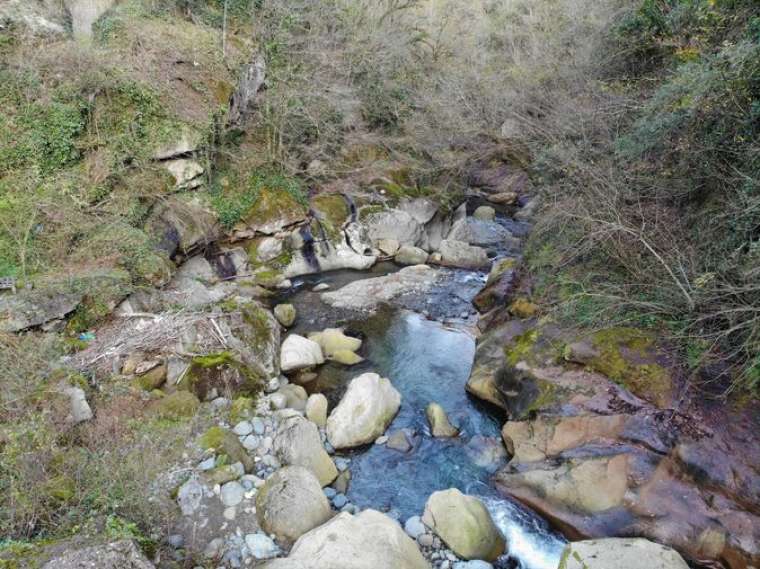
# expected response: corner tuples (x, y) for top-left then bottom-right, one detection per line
(255, 466), (332, 545)
(395, 245), (429, 266)
(41, 540), (154, 569)
(426, 403), (458, 438)
(559, 539), (689, 569)
(305, 393), (328, 427)
(274, 304), (297, 327)
(321, 265), (441, 312)
(422, 489), (505, 562)
(274, 414), (338, 486)
(437, 240), (489, 270)
(473, 258), (518, 314)
(387, 429), (414, 453)
(261, 509), (429, 569)
(280, 334), (324, 372)
(326, 373), (401, 449)
(330, 349), (364, 365)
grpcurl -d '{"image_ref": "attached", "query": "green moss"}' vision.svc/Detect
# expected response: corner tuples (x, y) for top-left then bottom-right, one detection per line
(358, 204), (386, 220)
(313, 194), (350, 241)
(505, 330), (540, 367)
(240, 303), (274, 353)
(42, 475), (76, 503)
(229, 396), (254, 424)
(588, 327), (672, 407)
(149, 391), (199, 420)
(181, 351), (263, 400)
(526, 380), (559, 414)
(198, 426), (253, 471)
(199, 426), (228, 450)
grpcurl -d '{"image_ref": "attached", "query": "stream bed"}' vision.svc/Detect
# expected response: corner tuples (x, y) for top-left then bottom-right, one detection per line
(278, 261), (566, 569)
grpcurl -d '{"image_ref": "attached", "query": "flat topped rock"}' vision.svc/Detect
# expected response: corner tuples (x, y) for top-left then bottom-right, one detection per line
(559, 539), (689, 569)
(320, 265), (441, 311)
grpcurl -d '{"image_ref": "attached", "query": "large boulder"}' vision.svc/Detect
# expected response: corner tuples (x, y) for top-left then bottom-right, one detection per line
(447, 218), (517, 248)
(422, 489), (505, 561)
(261, 510), (430, 569)
(41, 540), (154, 569)
(146, 195), (220, 259)
(437, 240), (490, 270)
(255, 466), (333, 545)
(364, 209), (423, 246)
(558, 539), (690, 569)
(320, 265), (441, 312)
(280, 334), (324, 372)
(274, 414), (338, 486)
(326, 373), (401, 449)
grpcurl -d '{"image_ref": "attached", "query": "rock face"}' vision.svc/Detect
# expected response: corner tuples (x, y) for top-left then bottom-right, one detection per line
(426, 403), (458, 437)
(274, 414), (338, 486)
(0, 288), (82, 332)
(280, 334), (324, 372)
(320, 265), (441, 311)
(326, 373), (401, 449)
(558, 539), (690, 569)
(437, 240), (490, 270)
(255, 466), (332, 545)
(41, 540), (154, 569)
(422, 489), (505, 562)
(469, 319), (760, 568)
(261, 509), (430, 569)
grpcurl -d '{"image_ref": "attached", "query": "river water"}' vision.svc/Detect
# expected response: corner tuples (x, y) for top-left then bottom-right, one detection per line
(280, 260), (566, 569)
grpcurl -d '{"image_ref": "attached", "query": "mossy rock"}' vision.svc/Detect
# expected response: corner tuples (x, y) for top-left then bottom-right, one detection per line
(509, 298), (539, 319)
(241, 186), (308, 232)
(229, 396), (254, 424)
(495, 365), (562, 420)
(179, 351), (263, 401)
(587, 327), (673, 408)
(312, 194), (350, 233)
(149, 391), (200, 420)
(136, 363), (167, 391)
(199, 426), (253, 472)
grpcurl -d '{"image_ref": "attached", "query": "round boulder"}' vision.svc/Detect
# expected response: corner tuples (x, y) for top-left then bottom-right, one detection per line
(260, 509), (429, 569)
(255, 466), (333, 545)
(422, 488), (505, 561)
(326, 373), (401, 449)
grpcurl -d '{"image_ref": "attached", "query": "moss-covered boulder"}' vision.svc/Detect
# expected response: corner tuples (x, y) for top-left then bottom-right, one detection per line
(148, 391), (200, 420)
(179, 351), (262, 401)
(236, 187), (309, 237)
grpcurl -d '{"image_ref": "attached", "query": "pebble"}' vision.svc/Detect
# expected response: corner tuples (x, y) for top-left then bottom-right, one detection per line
(222, 548), (243, 568)
(210, 397), (231, 410)
(245, 533), (280, 560)
(233, 421), (253, 436)
(418, 534), (434, 547)
(334, 457), (350, 472)
(332, 494), (348, 508)
(223, 507), (237, 520)
(265, 377), (280, 393)
(198, 457), (216, 471)
(375, 435), (388, 445)
(269, 393), (287, 410)
(252, 417), (266, 435)
(404, 516), (426, 539)
(324, 487), (337, 499)
(204, 538), (224, 559)
(312, 283), (330, 292)
(220, 481), (245, 507)
(324, 441), (335, 454)
(452, 562), (493, 569)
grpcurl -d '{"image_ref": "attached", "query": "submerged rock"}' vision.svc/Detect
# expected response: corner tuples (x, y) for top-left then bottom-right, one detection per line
(280, 334), (324, 372)
(558, 539), (689, 569)
(255, 466), (332, 546)
(422, 489), (505, 561)
(426, 403), (458, 437)
(326, 373), (401, 449)
(261, 509), (429, 569)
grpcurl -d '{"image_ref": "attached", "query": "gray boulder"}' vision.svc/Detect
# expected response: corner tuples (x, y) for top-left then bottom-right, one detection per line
(395, 245), (429, 266)
(274, 415), (338, 486)
(437, 240), (490, 270)
(255, 466), (333, 545)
